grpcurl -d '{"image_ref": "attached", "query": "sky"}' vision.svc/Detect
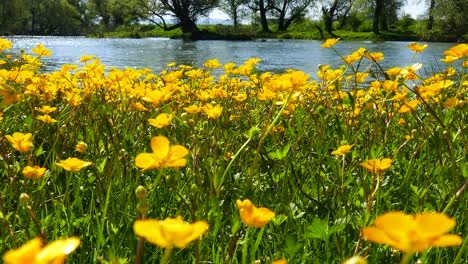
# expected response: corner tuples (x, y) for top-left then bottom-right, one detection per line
(209, 0), (427, 21)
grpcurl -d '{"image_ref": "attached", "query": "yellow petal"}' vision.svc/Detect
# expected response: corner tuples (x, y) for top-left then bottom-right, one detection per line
(35, 237), (80, 263)
(134, 219), (171, 248)
(362, 227), (404, 250)
(150, 136), (170, 159)
(431, 234), (463, 247)
(135, 153), (159, 170)
(414, 213), (456, 237)
(169, 145), (189, 159)
(2, 237), (43, 264)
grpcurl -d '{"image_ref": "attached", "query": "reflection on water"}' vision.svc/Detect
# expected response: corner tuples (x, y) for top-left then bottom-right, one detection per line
(3, 36), (457, 76)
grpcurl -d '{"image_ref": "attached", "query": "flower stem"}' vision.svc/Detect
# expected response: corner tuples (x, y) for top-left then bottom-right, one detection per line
(27, 205), (46, 244)
(241, 227), (251, 264)
(400, 252), (414, 264)
(162, 247), (173, 264)
(442, 178), (468, 214)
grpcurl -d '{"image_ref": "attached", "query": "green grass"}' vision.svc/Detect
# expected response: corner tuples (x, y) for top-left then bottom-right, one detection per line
(0, 39), (467, 264)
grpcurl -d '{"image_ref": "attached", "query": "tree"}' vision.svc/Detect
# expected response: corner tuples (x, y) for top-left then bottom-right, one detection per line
(372, 0), (403, 34)
(0, 0), (30, 34)
(221, 0), (249, 28)
(436, 0), (468, 38)
(321, 0), (353, 35)
(426, 0), (436, 30)
(138, 0), (219, 38)
(270, 0), (314, 31)
(248, 0), (272, 32)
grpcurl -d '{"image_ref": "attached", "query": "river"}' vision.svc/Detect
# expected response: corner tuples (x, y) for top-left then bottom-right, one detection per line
(2, 36), (457, 76)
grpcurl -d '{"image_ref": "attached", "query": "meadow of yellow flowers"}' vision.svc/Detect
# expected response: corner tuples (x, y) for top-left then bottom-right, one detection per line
(0, 37), (466, 263)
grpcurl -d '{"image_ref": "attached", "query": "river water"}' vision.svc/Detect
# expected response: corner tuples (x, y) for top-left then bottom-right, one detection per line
(3, 36), (457, 76)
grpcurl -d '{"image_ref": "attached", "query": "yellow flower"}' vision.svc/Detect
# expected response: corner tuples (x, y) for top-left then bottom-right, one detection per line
(331, 144), (354, 156)
(444, 43), (468, 58)
(203, 58), (222, 69)
(31, 44), (52, 57)
(184, 105), (201, 114)
(75, 142), (88, 153)
(5, 132), (34, 153)
(440, 56), (459, 63)
(55, 157), (93, 171)
(365, 52), (384, 61)
(236, 199), (275, 228)
(133, 216), (209, 249)
(148, 113), (173, 128)
(362, 211), (462, 252)
(0, 38), (12, 52)
(36, 105), (57, 114)
(360, 158), (392, 173)
(398, 100), (419, 113)
(407, 42), (428, 53)
(2, 237), (80, 264)
(79, 55), (95, 63)
(321, 38), (340, 48)
(202, 103), (223, 119)
(381, 80), (398, 92)
(132, 103), (148, 111)
(135, 136), (189, 170)
(36, 114), (58, 123)
(22, 166), (46, 179)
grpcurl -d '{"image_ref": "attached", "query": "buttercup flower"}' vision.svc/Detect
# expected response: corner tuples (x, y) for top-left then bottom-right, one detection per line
(148, 113), (173, 128)
(202, 103), (223, 119)
(75, 142), (88, 153)
(134, 136), (189, 170)
(236, 199), (275, 228)
(5, 133), (33, 153)
(134, 216), (209, 248)
(36, 114), (58, 123)
(407, 42), (428, 53)
(55, 157), (93, 171)
(22, 166), (46, 179)
(363, 211), (462, 252)
(2, 237), (80, 264)
(31, 44), (52, 57)
(36, 105), (57, 114)
(360, 158), (392, 173)
(321, 38), (340, 48)
(331, 144), (353, 156)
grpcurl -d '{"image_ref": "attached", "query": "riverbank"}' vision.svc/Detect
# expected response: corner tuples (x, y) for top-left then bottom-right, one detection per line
(89, 24), (467, 42)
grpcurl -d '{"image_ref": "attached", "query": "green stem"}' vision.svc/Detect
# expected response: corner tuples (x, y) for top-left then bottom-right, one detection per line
(249, 90), (294, 181)
(162, 247), (173, 264)
(242, 227), (251, 264)
(442, 178), (468, 214)
(217, 136), (252, 194)
(400, 252), (414, 264)
(453, 235), (467, 264)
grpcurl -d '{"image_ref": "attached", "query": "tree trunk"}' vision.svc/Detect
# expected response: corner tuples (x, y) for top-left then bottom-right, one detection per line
(259, 0), (270, 32)
(373, 0), (383, 34)
(180, 19), (200, 36)
(427, 0), (435, 30)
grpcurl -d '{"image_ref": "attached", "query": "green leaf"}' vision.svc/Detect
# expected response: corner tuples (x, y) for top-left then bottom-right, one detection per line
(305, 217), (330, 241)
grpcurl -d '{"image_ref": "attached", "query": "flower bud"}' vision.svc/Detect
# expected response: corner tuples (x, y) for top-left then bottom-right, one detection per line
(19, 193), (30, 205)
(135, 185), (148, 200)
